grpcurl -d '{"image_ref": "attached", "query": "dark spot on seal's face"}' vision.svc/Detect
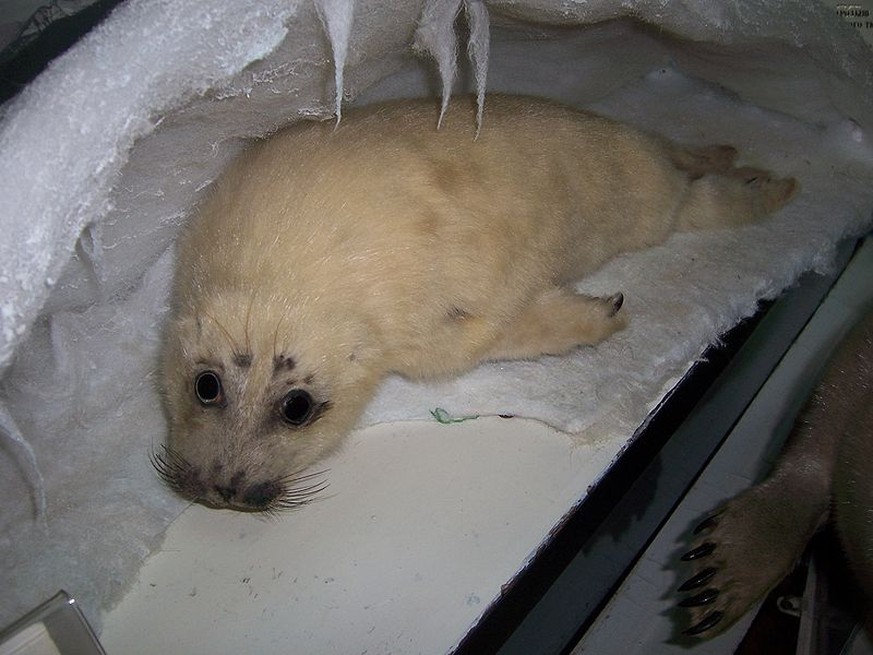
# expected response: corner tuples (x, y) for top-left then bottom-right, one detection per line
(273, 354), (296, 372)
(233, 352), (252, 368)
(194, 370), (224, 406)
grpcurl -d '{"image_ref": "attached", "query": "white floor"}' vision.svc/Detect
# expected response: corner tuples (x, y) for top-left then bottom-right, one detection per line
(100, 416), (616, 654)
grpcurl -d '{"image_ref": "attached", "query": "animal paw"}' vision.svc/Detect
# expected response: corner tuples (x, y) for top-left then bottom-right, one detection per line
(676, 482), (818, 638)
(575, 291), (627, 345)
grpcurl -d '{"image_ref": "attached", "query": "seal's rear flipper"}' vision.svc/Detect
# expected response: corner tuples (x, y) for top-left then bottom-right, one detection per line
(677, 168), (798, 230)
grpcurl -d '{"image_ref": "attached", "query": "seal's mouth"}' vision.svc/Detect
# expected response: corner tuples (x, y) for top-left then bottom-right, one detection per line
(150, 446), (328, 514)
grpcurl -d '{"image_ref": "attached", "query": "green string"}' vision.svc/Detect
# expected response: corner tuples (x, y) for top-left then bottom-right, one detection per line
(429, 407), (480, 424)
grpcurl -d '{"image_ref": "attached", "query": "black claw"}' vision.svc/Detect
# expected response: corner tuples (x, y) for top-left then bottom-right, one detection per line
(678, 588), (720, 607)
(693, 514), (720, 535)
(610, 292), (624, 313)
(678, 567), (717, 592)
(685, 611), (724, 636)
(681, 542), (715, 561)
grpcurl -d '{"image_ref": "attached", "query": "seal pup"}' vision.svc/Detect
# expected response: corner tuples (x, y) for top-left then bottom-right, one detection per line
(157, 94), (797, 512)
(678, 308), (873, 638)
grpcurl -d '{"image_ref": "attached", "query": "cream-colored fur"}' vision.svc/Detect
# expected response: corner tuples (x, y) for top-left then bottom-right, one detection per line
(158, 95), (797, 511)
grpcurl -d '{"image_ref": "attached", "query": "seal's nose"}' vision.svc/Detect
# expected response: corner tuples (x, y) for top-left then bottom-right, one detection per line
(242, 481), (282, 509)
(214, 484), (236, 502)
(211, 469), (246, 504)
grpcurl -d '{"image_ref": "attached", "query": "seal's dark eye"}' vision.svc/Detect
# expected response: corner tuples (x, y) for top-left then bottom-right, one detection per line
(194, 370), (223, 405)
(280, 389), (314, 426)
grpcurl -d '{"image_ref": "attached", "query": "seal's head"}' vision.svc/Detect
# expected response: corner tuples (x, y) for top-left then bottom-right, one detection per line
(156, 288), (382, 512)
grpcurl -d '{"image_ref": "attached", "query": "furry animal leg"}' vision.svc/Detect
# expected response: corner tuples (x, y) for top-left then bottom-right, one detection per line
(678, 477), (829, 637)
(831, 323), (873, 629)
(678, 309), (873, 638)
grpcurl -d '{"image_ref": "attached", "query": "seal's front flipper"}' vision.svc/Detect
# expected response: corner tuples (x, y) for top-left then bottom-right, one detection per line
(485, 286), (626, 362)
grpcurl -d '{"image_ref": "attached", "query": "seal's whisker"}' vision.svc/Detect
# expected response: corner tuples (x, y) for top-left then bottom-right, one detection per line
(266, 469), (330, 512)
(271, 309), (288, 361)
(244, 291), (256, 354)
(201, 309), (240, 354)
(150, 445), (188, 475)
(272, 321), (279, 361)
(277, 468), (330, 486)
(277, 482), (329, 505)
(150, 445), (202, 498)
